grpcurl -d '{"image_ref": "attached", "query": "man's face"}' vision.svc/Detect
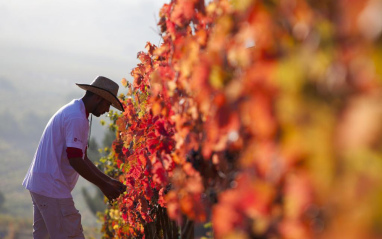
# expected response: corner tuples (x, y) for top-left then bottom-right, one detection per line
(93, 98), (112, 117)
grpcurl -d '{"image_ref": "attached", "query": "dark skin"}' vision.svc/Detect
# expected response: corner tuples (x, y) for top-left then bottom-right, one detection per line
(68, 93), (126, 201)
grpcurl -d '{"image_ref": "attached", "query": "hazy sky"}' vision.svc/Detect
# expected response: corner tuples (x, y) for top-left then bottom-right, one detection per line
(0, 0), (168, 89)
(0, 0), (170, 142)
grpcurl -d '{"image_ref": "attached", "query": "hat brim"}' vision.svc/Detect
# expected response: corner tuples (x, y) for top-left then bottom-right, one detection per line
(76, 84), (124, 112)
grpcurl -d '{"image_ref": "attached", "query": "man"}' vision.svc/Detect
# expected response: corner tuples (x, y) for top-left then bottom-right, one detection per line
(22, 76), (127, 239)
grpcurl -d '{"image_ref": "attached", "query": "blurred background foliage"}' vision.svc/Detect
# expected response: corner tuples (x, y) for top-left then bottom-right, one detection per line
(79, 0), (382, 238)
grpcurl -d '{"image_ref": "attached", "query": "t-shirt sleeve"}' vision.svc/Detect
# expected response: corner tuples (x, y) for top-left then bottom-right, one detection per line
(66, 147), (83, 159)
(65, 118), (88, 151)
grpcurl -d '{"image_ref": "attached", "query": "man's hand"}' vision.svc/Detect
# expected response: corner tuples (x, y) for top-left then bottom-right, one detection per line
(69, 157), (126, 202)
(110, 178), (127, 194)
(100, 179), (126, 202)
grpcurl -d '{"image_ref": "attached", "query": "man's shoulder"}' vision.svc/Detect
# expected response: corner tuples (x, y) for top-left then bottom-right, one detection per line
(60, 99), (85, 118)
(50, 100), (87, 128)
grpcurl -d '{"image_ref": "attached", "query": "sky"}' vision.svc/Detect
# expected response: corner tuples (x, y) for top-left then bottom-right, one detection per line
(0, 0), (168, 90)
(0, 0), (169, 138)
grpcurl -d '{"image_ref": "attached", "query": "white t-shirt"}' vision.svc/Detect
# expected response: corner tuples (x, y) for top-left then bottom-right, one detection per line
(23, 99), (89, 198)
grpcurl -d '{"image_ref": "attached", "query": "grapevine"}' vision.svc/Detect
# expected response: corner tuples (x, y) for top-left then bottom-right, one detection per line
(101, 0), (382, 238)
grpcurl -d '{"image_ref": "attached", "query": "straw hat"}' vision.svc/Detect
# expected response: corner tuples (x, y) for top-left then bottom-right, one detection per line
(76, 76), (124, 112)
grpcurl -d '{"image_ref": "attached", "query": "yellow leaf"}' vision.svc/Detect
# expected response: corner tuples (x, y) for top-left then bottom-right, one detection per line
(231, 0), (253, 11)
(121, 78), (128, 87)
(206, 2), (217, 15)
(209, 65), (224, 89)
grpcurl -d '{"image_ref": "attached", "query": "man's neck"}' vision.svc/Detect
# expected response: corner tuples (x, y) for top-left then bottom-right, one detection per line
(81, 97), (91, 118)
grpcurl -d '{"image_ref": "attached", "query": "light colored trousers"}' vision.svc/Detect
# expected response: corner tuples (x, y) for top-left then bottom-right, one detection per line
(30, 191), (85, 239)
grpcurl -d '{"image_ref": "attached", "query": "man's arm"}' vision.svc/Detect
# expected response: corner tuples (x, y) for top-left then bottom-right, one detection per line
(83, 155), (125, 191)
(83, 155), (112, 182)
(68, 157), (125, 201)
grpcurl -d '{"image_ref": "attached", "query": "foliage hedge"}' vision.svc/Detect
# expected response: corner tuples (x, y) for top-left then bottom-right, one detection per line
(100, 0), (382, 238)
